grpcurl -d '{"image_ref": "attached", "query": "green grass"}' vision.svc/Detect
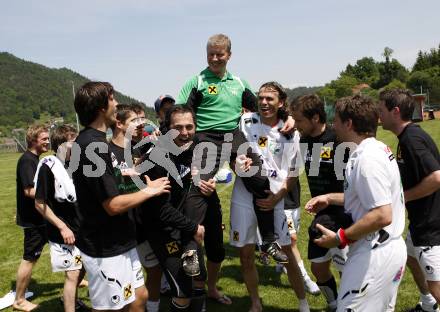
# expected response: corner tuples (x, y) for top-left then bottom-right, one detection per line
(1, 120), (439, 311)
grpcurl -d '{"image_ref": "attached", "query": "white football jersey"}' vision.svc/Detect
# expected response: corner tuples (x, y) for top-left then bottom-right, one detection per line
(238, 112), (299, 192)
(344, 137), (405, 240)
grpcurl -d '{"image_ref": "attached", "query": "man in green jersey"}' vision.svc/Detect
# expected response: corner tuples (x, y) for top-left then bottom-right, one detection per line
(177, 33), (294, 304)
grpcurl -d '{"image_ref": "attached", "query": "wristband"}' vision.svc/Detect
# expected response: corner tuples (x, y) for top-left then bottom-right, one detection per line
(337, 228), (355, 248)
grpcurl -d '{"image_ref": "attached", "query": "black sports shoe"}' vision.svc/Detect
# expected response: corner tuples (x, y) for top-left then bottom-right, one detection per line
(408, 302), (439, 312)
(182, 250), (200, 276)
(265, 242), (288, 264)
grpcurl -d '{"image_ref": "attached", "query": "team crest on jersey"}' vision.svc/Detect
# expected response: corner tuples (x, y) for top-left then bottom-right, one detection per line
(320, 146), (332, 160)
(123, 284), (132, 300)
(208, 85), (218, 95)
(74, 255), (82, 264)
(166, 241), (179, 254)
(258, 136), (268, 148)
(233, 231), (239, 241)
(269, 142), (282, 154)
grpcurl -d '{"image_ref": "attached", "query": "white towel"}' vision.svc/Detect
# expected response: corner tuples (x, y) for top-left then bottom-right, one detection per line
(34, 155), (77, 203)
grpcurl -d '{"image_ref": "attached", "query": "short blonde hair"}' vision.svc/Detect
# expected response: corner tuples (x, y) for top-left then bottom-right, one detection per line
(26, 124), (49, 148)
(207, 34), (231, 53)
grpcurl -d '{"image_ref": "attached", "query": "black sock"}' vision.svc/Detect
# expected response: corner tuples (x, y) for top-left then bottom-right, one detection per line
(317, 276), (338, 304)
(190, 288), (206, 312)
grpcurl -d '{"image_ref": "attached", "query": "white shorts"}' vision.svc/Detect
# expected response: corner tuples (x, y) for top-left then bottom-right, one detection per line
(230, 178), (291, 247)
(284, 208), (300, 235)
(310, 246), (348, 273)
(81, 248), (145, 310)
(406, 232), (440, 282)
(136, 240), (159, 269)
(49, 241), (82, 272)
(337, 237), (406, 312)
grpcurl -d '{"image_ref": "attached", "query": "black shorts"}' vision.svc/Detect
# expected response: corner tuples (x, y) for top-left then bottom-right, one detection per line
(148, 233), (206, 298)
(23, 226), (48, 261)
(308, 210), (353, 260)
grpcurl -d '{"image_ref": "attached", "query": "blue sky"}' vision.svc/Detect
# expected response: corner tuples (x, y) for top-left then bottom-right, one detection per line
(1, 0), (439, 108)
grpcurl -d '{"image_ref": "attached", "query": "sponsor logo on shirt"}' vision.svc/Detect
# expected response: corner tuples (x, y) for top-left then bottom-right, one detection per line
(258, 136), (268, 148)
(166, 241), (179, 254)
(320, 146), (332, 160)
(178, 164), (191, 179)
(208, 85), (218, 95)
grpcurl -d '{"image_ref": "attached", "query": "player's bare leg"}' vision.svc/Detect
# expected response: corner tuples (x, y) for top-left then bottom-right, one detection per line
(283, 233), (320, 296)
(427, 281), (440, 304)
(282, 245), (310, 311)
(407, 255), (439, 310)
(128, 285), (148, 312)
(13, 260), (38, 311)
(240, 245), (262, 312)
(63, 269), (82, 312)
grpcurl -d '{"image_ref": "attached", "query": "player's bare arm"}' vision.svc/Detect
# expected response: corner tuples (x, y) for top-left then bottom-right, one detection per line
(404, 170), (440, 202)
(23, 187), (36, 199)
(193, 225), (205, 244)
(279, 115), (295, 134)
(35, 199), (75, 245)
(314, 204), (392, 248)
(305, 193), (344, 214)
(103, 175), (170, 215)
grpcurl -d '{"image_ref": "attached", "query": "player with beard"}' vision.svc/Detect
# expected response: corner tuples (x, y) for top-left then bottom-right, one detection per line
(72, 81), (170, 312)
(135, 105), (211, 311)
(291, 95), (352, 311)
(308, 94), (406, 311)
(13, 124), (49, 312)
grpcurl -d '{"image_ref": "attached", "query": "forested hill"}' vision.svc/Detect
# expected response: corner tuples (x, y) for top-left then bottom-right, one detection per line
(0, 52), (155, 136)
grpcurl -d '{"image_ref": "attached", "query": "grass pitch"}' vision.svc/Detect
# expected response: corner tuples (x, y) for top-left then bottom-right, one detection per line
(0, 120), (439, 311)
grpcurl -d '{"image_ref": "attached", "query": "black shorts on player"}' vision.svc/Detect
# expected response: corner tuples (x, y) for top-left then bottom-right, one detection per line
(22, 226), (48, 261)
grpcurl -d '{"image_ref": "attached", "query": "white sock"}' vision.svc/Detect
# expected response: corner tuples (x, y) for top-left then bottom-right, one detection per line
(299, 298), (310, 312)
(298, 260), (308, 277)
(420, 293), (437, 310)
(146, 300), (160, 312)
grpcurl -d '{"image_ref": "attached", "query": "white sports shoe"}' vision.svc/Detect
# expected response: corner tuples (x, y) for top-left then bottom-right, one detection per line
(303, 276), (320, 296)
